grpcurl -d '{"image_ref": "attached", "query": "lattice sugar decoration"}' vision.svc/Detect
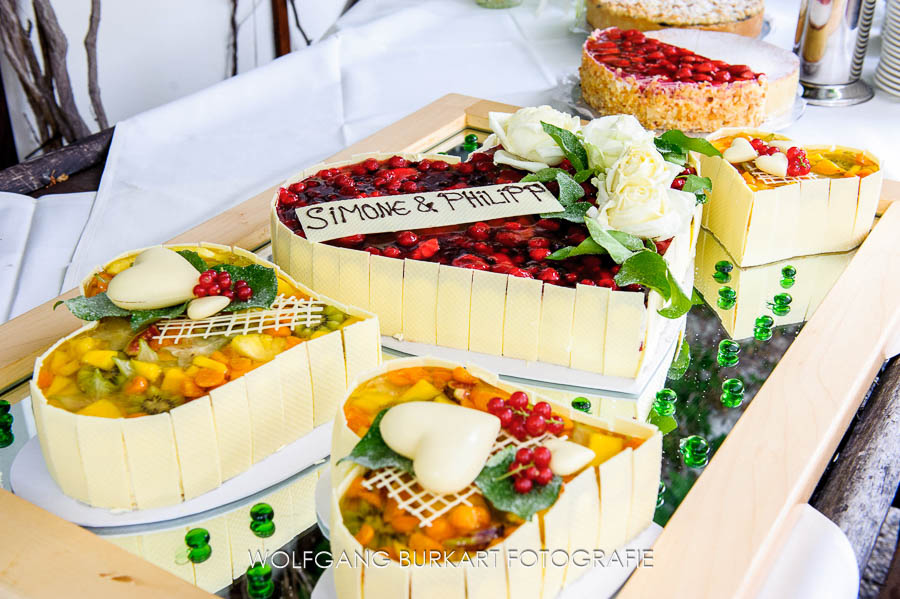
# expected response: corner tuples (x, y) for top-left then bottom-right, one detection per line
(361, 429), (564, 528)
(749, 166), (819, 187)
(153, 295), (325, 343)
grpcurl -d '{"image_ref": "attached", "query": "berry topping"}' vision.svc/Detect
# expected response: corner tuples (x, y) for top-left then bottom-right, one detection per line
(193, 269), (252, 304)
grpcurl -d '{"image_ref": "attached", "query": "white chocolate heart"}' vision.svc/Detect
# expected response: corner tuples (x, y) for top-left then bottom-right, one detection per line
(543, 438), (595, 476)
(722, 138), (758, 164)
(380, 402), (500, 495)
(106, 247), (200, 310)
(754, 152), (789, 177)
(187, 295), (231, 320)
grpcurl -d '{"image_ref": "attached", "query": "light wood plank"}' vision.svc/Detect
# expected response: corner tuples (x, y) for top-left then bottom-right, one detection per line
(619, 202), (900, 599)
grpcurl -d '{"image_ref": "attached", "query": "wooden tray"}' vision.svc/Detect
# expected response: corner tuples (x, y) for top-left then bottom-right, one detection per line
(1, 94), (899, 599)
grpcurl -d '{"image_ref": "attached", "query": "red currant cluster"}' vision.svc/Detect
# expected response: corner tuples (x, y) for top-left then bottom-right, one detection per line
(749, 139), (811, 176)
(486, 391), (564, 442)
(670, 164), (697, 191)
(508, 445), (554, 494)
(193, 269), (253, 302)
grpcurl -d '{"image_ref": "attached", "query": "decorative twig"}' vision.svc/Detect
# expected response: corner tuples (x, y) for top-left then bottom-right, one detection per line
(84, 0), (108, 129)
(287, 0), (312, 47)
(229, 0), (238, 76)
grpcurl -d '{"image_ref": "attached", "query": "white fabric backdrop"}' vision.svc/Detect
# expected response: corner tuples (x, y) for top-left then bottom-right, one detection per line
(2, 0), (898, 321)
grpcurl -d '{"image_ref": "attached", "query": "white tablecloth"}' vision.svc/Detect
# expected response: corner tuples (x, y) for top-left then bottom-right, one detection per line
(3, 0), (898, 321)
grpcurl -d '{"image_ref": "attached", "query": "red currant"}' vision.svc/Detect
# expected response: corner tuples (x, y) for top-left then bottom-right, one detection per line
(535, 467), (554, 486)
(497, 407), (514, 428)
(538, 268), (560, 283)
(236, 287), (253, 301)
(206, 284), (220, 296)
(524, 466), (540, 480)
(546, 418), (565, 436)
(515, 447), (534, 465)
(222, 289), (235, 300)
(383, 247), (402, 258)
(199, 272), (214, 286)
(217, 272), (232, 289)
(533, 446), (552, 469)
(487, 397), (505, 414)
(193, 285), (207, 297)
(532, 402), (552, 419)
(508, 419), (528, 441)
(514, 476), (533, 494)
(508, 391), (529, 411)
(525, 413), (547, 437)
(529, 248), (551, 261)
(388, 156), (408, 168)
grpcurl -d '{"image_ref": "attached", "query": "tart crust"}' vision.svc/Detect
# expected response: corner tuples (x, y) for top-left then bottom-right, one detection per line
(329, 356), (663, 599)
(587, 0), (765, 38)
(271, 152), (702, 381)
(31, 242), (381, 510)
(699, 128), (882, 267)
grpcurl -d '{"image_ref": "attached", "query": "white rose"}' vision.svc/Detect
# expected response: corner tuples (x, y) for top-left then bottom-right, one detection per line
(593, 145), (695, 239)
(485, 106), (581, 172)
(582, 114), (654, 170)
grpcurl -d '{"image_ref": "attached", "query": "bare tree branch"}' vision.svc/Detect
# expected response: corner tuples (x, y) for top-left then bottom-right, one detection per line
(84, 0), (108, 129)
(229, 0), (238, 76)
(31, 0), (90, 139)
(287, 0), (312, 46)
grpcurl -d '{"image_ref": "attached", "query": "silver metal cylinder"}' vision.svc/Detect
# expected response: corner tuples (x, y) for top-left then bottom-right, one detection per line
(793, 0), (877, 105)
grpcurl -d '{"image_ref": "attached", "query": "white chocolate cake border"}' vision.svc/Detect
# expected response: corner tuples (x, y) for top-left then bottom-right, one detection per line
(271, 153), (702, 383)
(30, 243), (382, 511)
(700, 128), (883, 267)
(327, 356), (662, 599)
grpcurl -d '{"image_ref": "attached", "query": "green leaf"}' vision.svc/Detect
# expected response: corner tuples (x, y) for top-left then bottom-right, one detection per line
(609, 230), (645, 252)
(520, 168), (567, 183)
(545, 237), (606, 261)
(691, 288), (705, 306)
(540, 171), (592, 223)
(474, 446), (561, 521)
(584, 218), (637, 264)
(129, 303), (188, 330)
(540, 122), (588, 171)
(212, 263), (278, 312)
(647, 411), (678, 435)
(614, 250), (693, 319)
(667, 339), (691, 381)
(61, 293), (132, 321)
(653, 138), (687, 166)
(338, 409), (413, 474)
(681, 174), (712, 205)
(177, 250), (209, 272)
(656, 130), (722, 157)
(573, 169), (595, 183)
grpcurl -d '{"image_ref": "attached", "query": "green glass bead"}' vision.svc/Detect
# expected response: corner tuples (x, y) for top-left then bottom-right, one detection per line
(0, 399), (9, 414)
(753, 326), (773, 341)
(656, 481), (666, 508)
(571, 397), (591, 413)
(718, 339), (740, 355)
(718, 287), (736, 301)
(780, 277), (795, 289)
(720, 378), (745, 408)
(755, 315), (774, 328)
(712, 270), (731, 284)
(184, 528), (211, 564)
(680, 435), (710, 468)
(717, 353), (739, 367)
(0, 429), (12, 448)
(769, 293), (792, 315)
(652, 388), (677, 416)
(716, 293), (736, 310)
(250, 503), (276, 538)
(246, 562), (275, 599)
(462, 133), (479, 151)
(0, 413), (12, 428)
(714, 260), (733, 274)
(781, 265), (796, 279)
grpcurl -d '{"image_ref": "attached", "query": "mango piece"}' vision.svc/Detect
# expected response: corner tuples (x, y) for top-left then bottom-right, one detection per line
(50, 350), (80, 376)
(433, 394), (455, 405)
(72, 337), (101, 358)
(811, 158), (842, 176)
(192, 355), (228, 373)
(81, 350), (119, 370)
(399, 379), (441, 403)
(351, 391), (396, 414)
(104, 257), (135, 275)
(230, 334), (282, 362)
(47, 375), (75, 396)
(161, 368), (187, 394)
(77, 399), (123, 418)
(132, 360), (162, 383)
(588, 433), (624, 466)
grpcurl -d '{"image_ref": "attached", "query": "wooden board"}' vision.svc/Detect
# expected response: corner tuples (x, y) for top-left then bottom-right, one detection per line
(1, 94), (899, 599)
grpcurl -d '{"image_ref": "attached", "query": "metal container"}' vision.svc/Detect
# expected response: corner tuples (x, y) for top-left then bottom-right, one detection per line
(794, 0), (877, 105)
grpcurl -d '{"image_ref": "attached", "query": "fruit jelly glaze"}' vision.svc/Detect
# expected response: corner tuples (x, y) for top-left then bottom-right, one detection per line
(276, 150), (673, 290)
(585, 27), (763, 85)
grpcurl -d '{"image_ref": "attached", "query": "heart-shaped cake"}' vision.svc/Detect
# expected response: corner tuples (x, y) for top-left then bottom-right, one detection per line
(330, 357), (661, 599)
(33, 242), (381, 510)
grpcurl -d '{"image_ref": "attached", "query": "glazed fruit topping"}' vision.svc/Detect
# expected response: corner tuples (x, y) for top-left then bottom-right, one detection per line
(193, 269), (253, 302)
(586, 27), (763, 85)
(277, 153), (670, 290)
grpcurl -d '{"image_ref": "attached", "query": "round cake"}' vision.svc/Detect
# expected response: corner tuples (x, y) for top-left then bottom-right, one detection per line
(587, 0), (765, 38)
(579, 27), (799, 132)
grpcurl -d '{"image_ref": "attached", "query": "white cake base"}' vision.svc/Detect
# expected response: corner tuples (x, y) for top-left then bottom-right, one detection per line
(10, 422), (331, 528)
